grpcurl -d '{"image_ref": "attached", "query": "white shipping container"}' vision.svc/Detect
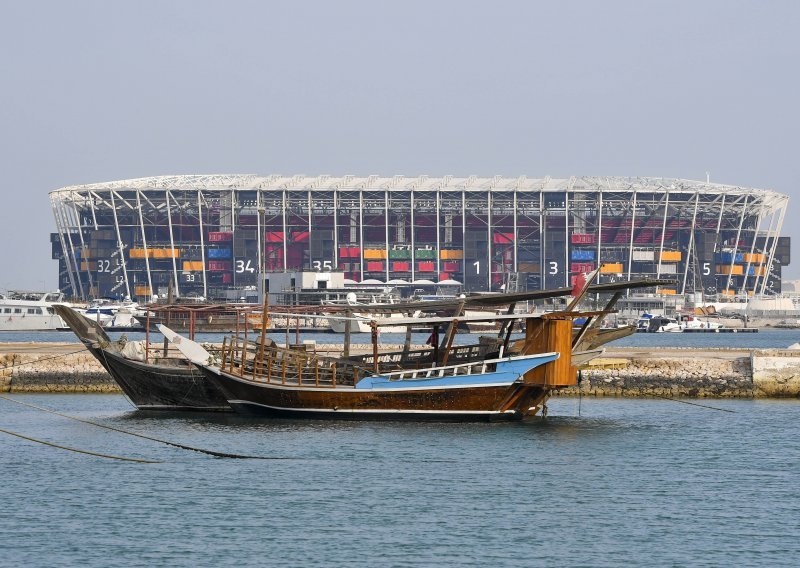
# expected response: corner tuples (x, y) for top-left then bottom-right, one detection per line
(658, 263), (678, 274)
(632, 250), (655, 261)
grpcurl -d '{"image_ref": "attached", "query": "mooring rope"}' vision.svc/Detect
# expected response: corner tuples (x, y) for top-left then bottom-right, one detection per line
(0, 395), (286, 459)
(0, 427), (161, 463)
(650, 393), (736, 413)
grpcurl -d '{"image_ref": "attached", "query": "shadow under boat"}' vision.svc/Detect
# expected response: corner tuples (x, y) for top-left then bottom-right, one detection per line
(54, 305), (231, 412)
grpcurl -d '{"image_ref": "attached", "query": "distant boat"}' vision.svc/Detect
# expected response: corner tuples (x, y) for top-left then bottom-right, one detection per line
(324, 292), (421, 333)
(79, 298), (145, 331)
(0, 291), (71, 331)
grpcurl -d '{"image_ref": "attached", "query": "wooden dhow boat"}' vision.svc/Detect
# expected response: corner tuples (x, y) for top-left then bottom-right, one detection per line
(164, 274), (671, 421)
(54, 305), (231, 411)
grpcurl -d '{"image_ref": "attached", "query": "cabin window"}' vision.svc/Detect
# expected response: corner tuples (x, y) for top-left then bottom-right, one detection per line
(47, 308), (54, 314)
(3, 308), (10, 313)
(14, 308), (21, 313)
(28, 308), (36, 314)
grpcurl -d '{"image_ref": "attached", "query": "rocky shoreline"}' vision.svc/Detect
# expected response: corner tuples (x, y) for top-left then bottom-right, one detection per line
(1, 343), (799, 398)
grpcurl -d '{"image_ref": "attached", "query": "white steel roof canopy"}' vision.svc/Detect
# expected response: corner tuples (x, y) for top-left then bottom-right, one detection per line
(50, 174), (786, 203)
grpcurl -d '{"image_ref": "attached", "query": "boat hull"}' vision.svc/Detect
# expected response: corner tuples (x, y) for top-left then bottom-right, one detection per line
(199, 366), (550, 421)
(89, 347), (231, 412)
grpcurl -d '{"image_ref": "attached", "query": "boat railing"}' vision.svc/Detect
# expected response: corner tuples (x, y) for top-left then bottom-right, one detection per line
(220, 336), (370, 388)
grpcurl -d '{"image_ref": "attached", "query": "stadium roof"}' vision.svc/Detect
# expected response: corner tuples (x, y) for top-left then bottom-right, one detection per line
(49, 174), (787, 204)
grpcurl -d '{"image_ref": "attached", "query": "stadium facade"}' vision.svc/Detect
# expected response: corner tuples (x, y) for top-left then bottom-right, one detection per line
(49, 175), (790, 301)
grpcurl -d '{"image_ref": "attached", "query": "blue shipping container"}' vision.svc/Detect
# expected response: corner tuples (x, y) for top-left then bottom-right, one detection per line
(208, 248), (231, 259)
(571, 249), (595, 261)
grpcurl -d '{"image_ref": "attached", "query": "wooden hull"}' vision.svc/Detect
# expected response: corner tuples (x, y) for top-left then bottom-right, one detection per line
(98, 349), (231, 411)
(199, 365), (551, 421)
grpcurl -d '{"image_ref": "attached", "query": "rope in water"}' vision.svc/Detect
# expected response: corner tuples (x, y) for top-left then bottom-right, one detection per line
(0, 427), (161, 463)
(0, 395), (286, 459)
(650, 393), (736, 413)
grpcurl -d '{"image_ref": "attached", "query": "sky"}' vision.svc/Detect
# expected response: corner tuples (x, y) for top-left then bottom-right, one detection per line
(1, 0), (799, 290)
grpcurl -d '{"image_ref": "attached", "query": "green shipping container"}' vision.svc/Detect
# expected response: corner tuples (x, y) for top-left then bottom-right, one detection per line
(415, 249), (436, 260)
(389, 249), (411, 259)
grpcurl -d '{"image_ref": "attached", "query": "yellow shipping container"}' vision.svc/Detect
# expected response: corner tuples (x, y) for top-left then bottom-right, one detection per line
(153, 248), (180, 259)
(183, 261), (204, 271)
(656, 288), (677, 295)
(440, 250), (464, 260)
(743, 253), (766, 264)
(721, 289), (735, 296)
(659, 251), (682, 262)
(80, 260), (91, 271)
(754, 266), (767, 276)
(134, 285), (151, 296)
(717, 265), (743, 275)
(600, 263), (623, 273)
(363, 249), (387, 260)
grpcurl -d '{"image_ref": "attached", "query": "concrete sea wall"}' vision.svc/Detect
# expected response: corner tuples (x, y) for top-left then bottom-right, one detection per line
(1, 344), (800, 397)
(560, 348), (800, 398)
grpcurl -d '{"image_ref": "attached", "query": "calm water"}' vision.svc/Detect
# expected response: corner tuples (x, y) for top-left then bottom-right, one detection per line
(1, 395), (798, 566)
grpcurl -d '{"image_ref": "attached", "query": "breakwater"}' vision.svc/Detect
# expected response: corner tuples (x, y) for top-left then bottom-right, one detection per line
(562, 348), (800, 398)
(1, 343), (799, 397)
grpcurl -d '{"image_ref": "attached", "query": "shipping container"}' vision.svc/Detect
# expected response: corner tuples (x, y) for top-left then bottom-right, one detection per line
(392, 261), (410, 271)
(418, 261), (436, 272)
(601, 263), (624, 273)
(182, 261), (204, 271)
(660, 251), (681, 262)
(571, 249), (595, 261)
(632, 250), (655, 261)
(415, 249), (436, 260)
(207, 248), (231, 259)
(207, 231), (233, 242)
(364, 249), (387, 260)
(366, 261), (384, 271)
(440, 249), (464, 260)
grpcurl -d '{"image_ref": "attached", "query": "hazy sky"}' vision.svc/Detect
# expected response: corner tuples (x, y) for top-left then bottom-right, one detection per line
(1, 0), (798, 290)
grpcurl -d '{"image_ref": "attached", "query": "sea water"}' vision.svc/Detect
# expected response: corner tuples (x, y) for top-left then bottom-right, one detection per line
(0, 394), (798, 566)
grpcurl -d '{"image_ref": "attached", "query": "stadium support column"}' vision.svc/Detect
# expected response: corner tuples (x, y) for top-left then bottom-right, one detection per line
(60, 201), (88, 298)
(198, 191), (208, 299)
(51, 196), (79, 298)
(282, 190), (288, 271)
(359, 191), (364, 281)
(539, 189), (544, 290)
(656, 192), (670, 280)
(564, 189), (570, 288)
(596, 191), (603, 284)
(753, 205), (779, 294)
(109, 191), (132, 299)
(487, 191), (492, 290)
(681, 191), (700, 294)
(741, 205), (765, 293)
(725, 195), (749, 294)
(626, 189), (638, 287)
(436, 192), (441, 279)
(761, 198), (787, 295)
(385, 190), (390, 282)
(409, 191), (415, 282)
(513, 189), (518, 273)
(165, 190), (180, 296)
(136, 190), (153, 300)
(333, 190), (339, 275)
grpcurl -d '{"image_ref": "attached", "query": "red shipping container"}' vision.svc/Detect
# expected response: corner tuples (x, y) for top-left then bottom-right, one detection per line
(207, 260), (232, 271)
(366, 261), (384, 272)
(222, 273), (232, 284)
(439, 272), (451, 281)
(418, 261), (435, 272)
(393, 261), (410, 271)
(493, 232), (515, 244)
(339, 247), (351, 258)
(265, 231), (284, 242)
(443, 261), (461, 272)
(208, 231), (233, 242)
(349, 247), (360, 258)
(570, 233), (596, 245)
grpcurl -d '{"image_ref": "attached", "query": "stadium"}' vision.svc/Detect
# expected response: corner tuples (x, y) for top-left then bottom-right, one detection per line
(49, 175), (790, 301)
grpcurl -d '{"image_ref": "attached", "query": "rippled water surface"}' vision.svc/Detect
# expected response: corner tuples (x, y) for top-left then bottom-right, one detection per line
(1, 395), (798, 567)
